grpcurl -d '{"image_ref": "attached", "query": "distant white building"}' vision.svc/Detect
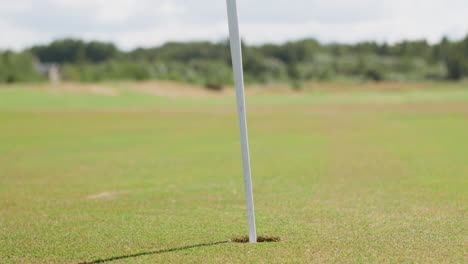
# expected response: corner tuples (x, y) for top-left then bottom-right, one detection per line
(34, 60), (61, 84)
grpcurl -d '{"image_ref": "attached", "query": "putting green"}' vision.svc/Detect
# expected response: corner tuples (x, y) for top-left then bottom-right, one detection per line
(1, 82), (467, 263)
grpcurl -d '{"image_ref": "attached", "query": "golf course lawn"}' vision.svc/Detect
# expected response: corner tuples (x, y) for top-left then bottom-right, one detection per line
(1, 82), (467, 263)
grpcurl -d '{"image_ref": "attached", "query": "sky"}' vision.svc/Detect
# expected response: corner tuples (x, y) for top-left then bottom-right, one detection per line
(1, 0), (467, 50)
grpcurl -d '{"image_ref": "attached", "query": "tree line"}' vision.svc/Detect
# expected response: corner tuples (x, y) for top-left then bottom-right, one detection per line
(1, 35), (468, 85)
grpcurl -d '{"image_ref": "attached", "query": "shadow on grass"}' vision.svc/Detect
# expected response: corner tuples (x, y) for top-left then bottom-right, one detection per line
(77, 241), (229, 264)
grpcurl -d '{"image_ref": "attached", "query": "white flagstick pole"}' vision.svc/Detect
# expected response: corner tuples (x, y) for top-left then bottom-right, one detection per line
(226, 0), (257, 243)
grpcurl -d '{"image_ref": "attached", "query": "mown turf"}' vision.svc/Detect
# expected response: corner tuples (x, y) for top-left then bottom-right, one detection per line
(0, 82), (467, 263)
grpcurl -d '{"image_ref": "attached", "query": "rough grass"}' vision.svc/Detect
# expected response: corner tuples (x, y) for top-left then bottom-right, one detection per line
(0, 81), (467, 263)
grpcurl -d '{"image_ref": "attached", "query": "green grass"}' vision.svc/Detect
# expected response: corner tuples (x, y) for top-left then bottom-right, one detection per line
(0, 82), (467, 263)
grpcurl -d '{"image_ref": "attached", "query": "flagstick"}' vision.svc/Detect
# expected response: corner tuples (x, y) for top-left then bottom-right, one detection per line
(226, 0), (257, 243)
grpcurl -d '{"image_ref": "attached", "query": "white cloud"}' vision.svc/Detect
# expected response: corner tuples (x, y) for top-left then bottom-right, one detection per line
(0, 20), (46, 50)
(160, 0), (187, 17)
(0, 1), (32, 13)
(0, 0), (466, 50)
(81, 23), (227, 50)
(50, 0), (148, 25)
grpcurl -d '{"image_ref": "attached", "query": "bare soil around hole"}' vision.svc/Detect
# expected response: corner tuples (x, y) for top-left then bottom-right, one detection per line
(231, 235), (281, 243)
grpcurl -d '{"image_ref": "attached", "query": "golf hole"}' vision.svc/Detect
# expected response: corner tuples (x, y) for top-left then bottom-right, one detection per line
(231, 235), (281, 243)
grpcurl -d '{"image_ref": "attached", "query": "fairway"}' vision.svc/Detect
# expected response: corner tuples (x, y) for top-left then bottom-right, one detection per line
(1, 82), (467, 263)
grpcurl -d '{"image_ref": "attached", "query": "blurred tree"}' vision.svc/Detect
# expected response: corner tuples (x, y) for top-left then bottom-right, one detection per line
(31, 39), (86, 63)
(85, 41), (119, 62)
(3, 34), (468, 84)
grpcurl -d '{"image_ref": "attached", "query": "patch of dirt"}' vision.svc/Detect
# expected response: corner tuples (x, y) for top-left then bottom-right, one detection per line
(245, 84), (298, 95)
(304, 81), (429, 92)
(37, 82), (119, 96)
(86, 191), (126, 200)
(122, 80), (234, 98)
(122, 81), (305, 98)
(231, 235), (281, 243)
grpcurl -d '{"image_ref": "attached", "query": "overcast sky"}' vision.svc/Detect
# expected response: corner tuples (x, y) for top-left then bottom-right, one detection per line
(1, 0), (467, 50)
